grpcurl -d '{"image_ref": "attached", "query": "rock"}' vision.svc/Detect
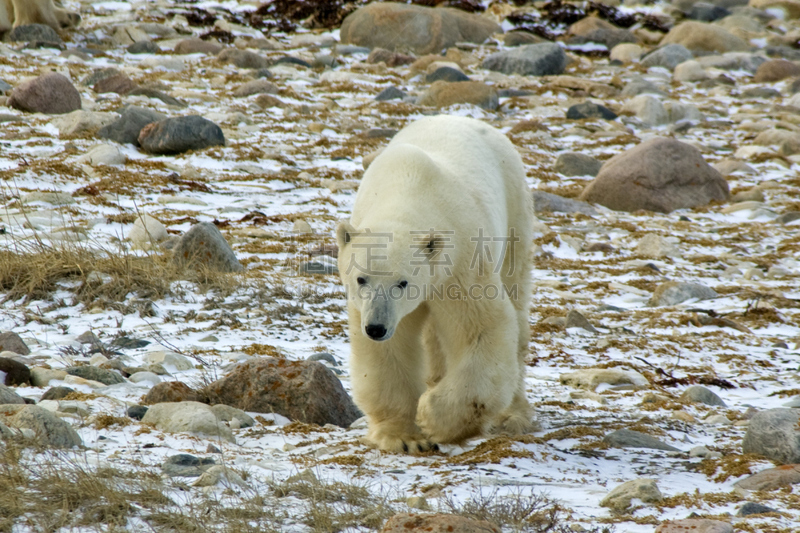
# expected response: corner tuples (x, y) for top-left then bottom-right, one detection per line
(560, 368), (649, 391)
(734, 464), (800, 491)
(129, 214), (168, 245)
(566, 101), (617, 121)
(299, 261), (338, 275)
(661, 21), (749, 53)
(218, 49), (269, 70)
(667, 102), (703, 123)
(564, 310), (598, 332)
(98, 106), (164, 146)
(8, 73), (81, 115)
(65, 366), (125, 386)
(753, 59), (800, 82)
(687, 2), (731, 21)
(366, 48), (415, 67)
(339, 3), (500, 55)
(376, 86), (407, 101)
(128, 87), (186, 107)
(8, 24), (61, 44)
(690, 445), (713, 457)
(22, 191), (74, 206)
(52, 110), (117, 136)
(600, 479), (662, 513)
(655, 519), (733, 533)
(0, 332), (29, 355)
(143, 381), (205, 405)
(204, 357), (361, 428)
(642, 44), (694, 70)
(233, 79), (278, 97)
(0, 384), (25, 404)
(776, 212), (800, 224)
(93, 73), (138, 95)
(532, 191), (599, 216)
(144, 351), (193, 371)
(192, 465), (248, 488)
(0, 357), (31, 386)
(650, 281), (718, 307)
(254, 94), (285, 109)
(76, 144), (126, 166)
(680, 385), (726, 407)
(566, 16), (637, 49)
(553, 152), (603, 177)
(210, 404), (254, 428)
(0, 405), (82, 448)
(750, 0), (800, 18)
(610, 43), (643, 63)
(418, 81), (498, 111)
(141, 401), (235, 443)
(40, 386), (75, 401)
(504, 31), (544, 47)
(753, 129), (800, 155)
(635, 234), (679, 258)
(741, 87), (780, 99)
(174, 38), (223, 55)
(578, 137), (730, 213)
(696, 52), (766, 73)
(674, 60), (709, 82)
(380, 513), (500, 533)
(622, 94), (668, 126)
(127, 405), (148, 420)
(425, 66), (469, 83)
(129, 372), (161, 385)
(138, 116), (225, 155)
(172, 222), (243, 273)
(162, 454), (216, 477)
(742, 408), (800, 464)
(30, 367), (67, 387)
(482, 43), (568, 77)
(621, 78), (667, 97)
(737, 502), (779, 516)
(714, 159), (755, 175)
(604, 429), (681, 451)
(127, 41), (160, 54)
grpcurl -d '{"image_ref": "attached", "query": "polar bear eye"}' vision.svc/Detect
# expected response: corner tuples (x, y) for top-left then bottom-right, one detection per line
(398, 281), (408, 289)
(356, 277), (366, 286)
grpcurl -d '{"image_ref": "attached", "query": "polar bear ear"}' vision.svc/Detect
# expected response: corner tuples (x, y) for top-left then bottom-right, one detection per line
(336, 220), (356, 249)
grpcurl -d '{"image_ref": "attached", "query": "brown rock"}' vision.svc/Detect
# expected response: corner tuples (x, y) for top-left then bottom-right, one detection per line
(143, 381), (206, 405)
(340, 3), (500, 55)
(8, 73), (81, 115)
(566, 16), (637, 49)
(232, 79), (278, 97)
(579, 137), (730, 213)
(93, 73), (138, 95)
(655, 519), (733, 533)
(218, 49), (269, 70)
(204, 357), (361, 428)
(174, 38), (223, 55)
(0, 357), (31, 386)
(661, 21), (749, 53)
(380, 513), (500, 533)
(367, 47), (415, 67)
(418, 80), (498, 110)
(255, 94), (285, 109)
(0, 331), (30, 355)
(754, 59), (800, 83)
(734, 464), (800, 491)
(749, 0), (800, 18)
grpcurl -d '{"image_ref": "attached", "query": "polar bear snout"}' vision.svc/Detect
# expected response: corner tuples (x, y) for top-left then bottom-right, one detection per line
(365, 323), (388, 341)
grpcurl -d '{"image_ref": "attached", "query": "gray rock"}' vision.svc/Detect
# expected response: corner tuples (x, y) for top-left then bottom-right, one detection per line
(9, 73), (81, 115)
(417, 81), (498, 111)
(307, 352), (339, 366)
(579, 137), (730, 213)
(738, 502), (779, 516)
(127, 405), (148, 420)
(0, 384), (25, 404)
(622, 94), (668, 126)
(81, 68), (120, 87)
(138, 116), (225, 155)
(620, 79), (668, 97)
(742, 408), (800, 464)
(566, 16), (637, 49)
(426, 66), (469, 83)
(127, 41), (161, 54)
(376, 86), (406, 101)
(696, 53), (767, 73)
(127, 87), (186, 107)
(482, 43), (568, 77)
(0, 80), (11, 94)
(0, 331), (30, 355)
(565, 310), (599, 333)
(8, 24), (61, 44)
(741, 87), (781, 99)
(0, 357), (31, 386)
(141, 401), (235, 443)
(642, 44), (694, 70)
(174, 38), (222, 55)
(532, 190), (599, 216)
(566, 101), (617, 120)
(41, 387), (75, 401)
(554, 152), (603, 177)
(0, 405), (82, 448)
(680, 385), (726, 407)
(218, 49), (270, 69)
(65, 366), (125, 386)
(98, 106), (164, 146)
(162, 454), (216, 477)
(232, 79), (278, 97)
(687, 2), (731, 21)
(340, 2), (499, 55)
(734, 465), (800, 491)
(650, 281), (718, 307)
(604, 429), (681, 451)
(209, 404), (254, 428)
(172, 222), (243, 273)
(600, 478), (662, 513)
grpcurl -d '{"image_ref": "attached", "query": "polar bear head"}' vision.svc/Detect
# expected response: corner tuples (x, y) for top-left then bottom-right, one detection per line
(336, 221), (446, 341)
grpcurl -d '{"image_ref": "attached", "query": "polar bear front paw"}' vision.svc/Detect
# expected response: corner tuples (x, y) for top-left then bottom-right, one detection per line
(366, 432), (438, 454)
(416, 390), (483, 444)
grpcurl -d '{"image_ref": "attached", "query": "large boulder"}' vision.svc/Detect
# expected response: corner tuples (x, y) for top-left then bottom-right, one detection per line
(98, 106), (164, 146)
(0, 405), (82, 448)
(204, 357), (361, 428)
(8, 73), (82, 115)
(660, 21), (749, 53)
(578, 137), (730, 213)
(138, 116), (225, 155)
(340, 3), (500, 55)
(742, 408), (800, 464)
(481, 43), (568, 76)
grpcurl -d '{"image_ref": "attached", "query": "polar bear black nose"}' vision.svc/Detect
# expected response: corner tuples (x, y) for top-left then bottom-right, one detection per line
(365, 324), (387, 340)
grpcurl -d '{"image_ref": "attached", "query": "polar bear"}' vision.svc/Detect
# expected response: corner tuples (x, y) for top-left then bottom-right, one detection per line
(337, 115), (534, 454)
(0, 0), (80, 33)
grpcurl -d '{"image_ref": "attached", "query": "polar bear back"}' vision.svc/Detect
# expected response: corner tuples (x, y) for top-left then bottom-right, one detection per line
(352, 115), (529, 237)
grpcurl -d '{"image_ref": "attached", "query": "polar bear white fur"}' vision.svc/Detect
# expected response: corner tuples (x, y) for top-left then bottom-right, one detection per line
(0, 0), (80, 33)
(337, 115), (534, 454)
